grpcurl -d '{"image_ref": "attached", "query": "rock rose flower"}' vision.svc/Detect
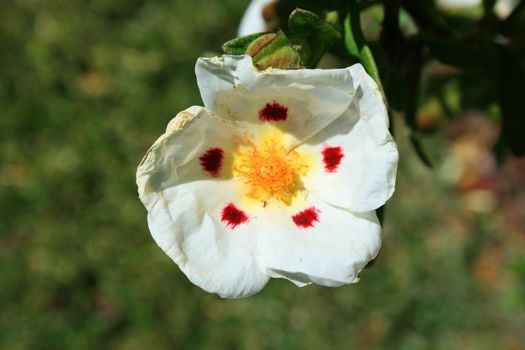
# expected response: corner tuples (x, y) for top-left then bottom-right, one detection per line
(136, 55), (398, 298)
(237, 0), (274, 36)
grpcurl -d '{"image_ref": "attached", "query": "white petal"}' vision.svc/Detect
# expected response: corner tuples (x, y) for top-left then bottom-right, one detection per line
(195, 55), (357, 146)
(299, 64), (399, 212)
(437, 0), (480, 9)
(146, 182), (269, 298)
(256, 195), (381, 287)
(495, 0), (520, 19)
(237, 0), (274, 36)
(137, 106), (239, 210)
(137, 106), (269, 298)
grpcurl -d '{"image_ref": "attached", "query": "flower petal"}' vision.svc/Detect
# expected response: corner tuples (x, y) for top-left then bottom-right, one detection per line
(144, 182), (269, 298)
(137, 106), (269, 298)
(256, 195), (381, 287)
(237, 0), (274, 36)
(137, 106), (239, 209)
(299, 64), (399, 212)
(195, 55), (357, 146)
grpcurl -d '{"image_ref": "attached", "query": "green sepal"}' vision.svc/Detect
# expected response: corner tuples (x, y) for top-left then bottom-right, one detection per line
(246, 33), (277, 56)
(251, 31), (303, 70)
(221, 8), (340, 70)
(222, 33), (270, 55)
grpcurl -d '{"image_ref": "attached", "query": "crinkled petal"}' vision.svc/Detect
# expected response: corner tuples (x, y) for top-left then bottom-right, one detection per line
(195, 55), (356, 147)
(137, 107), (269, 298)
(137, 106), (240, 208)
(256, 195), (381, 287)
(299, 64), (398, 212)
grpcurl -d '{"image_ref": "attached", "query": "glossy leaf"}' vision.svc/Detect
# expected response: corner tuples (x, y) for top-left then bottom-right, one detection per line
(410, 132), (433, 168)
(287, 8), (341, 67)
(343, 3), (381, 87)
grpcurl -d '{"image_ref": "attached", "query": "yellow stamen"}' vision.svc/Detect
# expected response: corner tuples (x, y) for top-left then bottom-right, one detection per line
(233, 139), (308, 205)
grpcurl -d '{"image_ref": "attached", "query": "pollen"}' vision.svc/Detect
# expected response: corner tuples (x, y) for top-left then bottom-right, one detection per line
(233, 139), (308, 205)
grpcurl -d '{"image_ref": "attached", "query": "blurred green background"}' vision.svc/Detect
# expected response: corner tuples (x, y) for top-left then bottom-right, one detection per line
(1, 0), (524, 349)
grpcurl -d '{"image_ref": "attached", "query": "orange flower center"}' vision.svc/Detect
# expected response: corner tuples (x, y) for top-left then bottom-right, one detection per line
(233, 140), (307, 204)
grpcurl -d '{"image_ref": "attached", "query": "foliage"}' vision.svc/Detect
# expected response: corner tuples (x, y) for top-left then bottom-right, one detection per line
(229, 0), (525, 164)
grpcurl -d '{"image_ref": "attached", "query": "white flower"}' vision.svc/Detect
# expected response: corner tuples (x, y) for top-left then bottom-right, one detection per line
(437, 0), (517, 19)
(437, 0), (481, 8)
(237, 0), (274, 36)
(136, 55), (398, 298)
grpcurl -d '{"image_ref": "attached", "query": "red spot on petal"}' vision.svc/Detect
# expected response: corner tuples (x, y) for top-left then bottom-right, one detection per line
(199, 147), (224, 177)
(322, 146), (344, 173)
(259, 101), (288, 122)
(292, 207), (320, 229)
(221, 203), (249, 228)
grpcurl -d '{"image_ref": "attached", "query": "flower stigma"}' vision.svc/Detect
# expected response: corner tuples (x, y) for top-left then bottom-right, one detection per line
(233, 133), (309, 206)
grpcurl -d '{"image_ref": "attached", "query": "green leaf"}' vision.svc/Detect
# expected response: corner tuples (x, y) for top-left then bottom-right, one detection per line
(288, 9), (340, 43)
(274, 0), (345, 21)
(343, 3), (382, 88)
(222, 33), (270, 55)
(410, 132), (433, 168)
(287, 8), (341, 67)
(251, 31), (302, 70)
